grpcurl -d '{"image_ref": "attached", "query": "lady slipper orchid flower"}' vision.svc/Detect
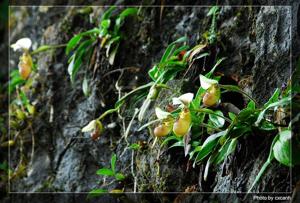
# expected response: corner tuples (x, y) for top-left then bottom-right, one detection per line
(200, 74), (221, 107)
(82, 120), (103, 140)
(11, 38), (33, 79)
(154, 107), (174, 137)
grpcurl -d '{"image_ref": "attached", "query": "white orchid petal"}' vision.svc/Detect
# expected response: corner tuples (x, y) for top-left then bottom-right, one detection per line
(11, 38), (32, 51)
(81, 120), (97, 132)
(200, 74), (218, 90)
(172, 97), (182, 105)
(155, 107), (171, 120)
(178, 93), (194, 104)
(11, 44), (22, 51)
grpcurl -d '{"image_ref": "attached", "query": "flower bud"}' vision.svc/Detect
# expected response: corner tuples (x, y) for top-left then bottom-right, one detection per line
(147, 85), (159, 100)
(82, 119), (103, 140)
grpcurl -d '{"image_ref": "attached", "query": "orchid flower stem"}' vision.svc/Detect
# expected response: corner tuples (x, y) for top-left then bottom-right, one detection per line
(30, 44), (67, 55)
(219, 84), (259, 107)
(97, 108), (119, 121)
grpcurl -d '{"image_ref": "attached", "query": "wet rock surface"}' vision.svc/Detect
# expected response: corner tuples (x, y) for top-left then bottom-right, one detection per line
(6, 2), (299, 202)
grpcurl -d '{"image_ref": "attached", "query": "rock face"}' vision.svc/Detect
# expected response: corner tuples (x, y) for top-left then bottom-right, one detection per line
(6, 2), (299, 202)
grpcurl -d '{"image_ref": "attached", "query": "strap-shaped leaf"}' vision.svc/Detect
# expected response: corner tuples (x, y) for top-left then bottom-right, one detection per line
(264, 88), (280, 108)
(194, 130), (227, 163)
(111, 153), (117, 173)
(119, 7), (138, 19)
(101, 6), (116, 21)
(247, 134), (278, 193)
(213, 138), (238, 165)
(160, 36), (187, 64)
(114, 82), (153, 109)
(96, 168), (114, 176)
(66, 35), (82, 55)
(68, 39), (94, 83)
(205, 57), (226, 78)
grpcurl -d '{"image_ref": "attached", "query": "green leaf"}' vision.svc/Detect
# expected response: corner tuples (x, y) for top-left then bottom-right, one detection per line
(209, 110), (225, 128)
(169, 140), (184, 149)
(207, 6), (219, 16)
(194, 130), (227, 163)
(264, 88), (280, 108)
(101, 19), (111, 29)
(96, 168), (114, 176)
(160, 44), (176, 64)
(214, 138), (238, 165)
(173, 45), (189, 56)
(119, 8), (138, 19)
(273, 130), (292, 166)
(228, 112), (236, 121)
(203, 153), (215, 181)
(114, 8), (137, 33)
(101, 6), (116, 21)
(20, 90), (29, 106)
(148, 65), (159, 81)
(191, 86), (205, 108)
(247, 100), (256, 110)
(160, 37), (187, 64)
(189, 146), (202, 160)
(205, 57), (226, 78)
(247, 134), (278, 193)
(68, 39), (94, 82)
(237, 108), (255, 121)
(111, 153), (117, 173)
(9, 71), (25, 93)
(105, 36), (120, 57)
(115, 173), (125, 181)
(79, 28), (100, 36)
(66, 35), (82, 55)
(259, 120), (277, 131)
(255, 96), (291, 126)
(88, 189), (108, 198)
(114, 82), (153, 109)
(129, 143), (141, 150)
(161, 135), (181, 146)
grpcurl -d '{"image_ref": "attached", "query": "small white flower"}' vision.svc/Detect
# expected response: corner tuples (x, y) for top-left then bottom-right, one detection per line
(200, 74), (218, 90)
(11, 38), (32, 52)
(172, 93), (194, 106)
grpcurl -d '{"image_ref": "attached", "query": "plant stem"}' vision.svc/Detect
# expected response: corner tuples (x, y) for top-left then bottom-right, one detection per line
(97, 108), (119, 120)
(30, 44), (67, 55)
